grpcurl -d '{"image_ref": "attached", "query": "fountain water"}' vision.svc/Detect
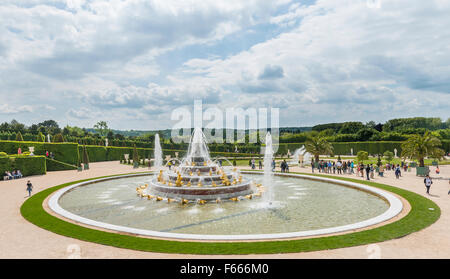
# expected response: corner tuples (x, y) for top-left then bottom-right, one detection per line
(263, 132), (274, 203)
(146, 128), (256, 202)
(290, 145), (312, 167)
(154, 134), (163, 169)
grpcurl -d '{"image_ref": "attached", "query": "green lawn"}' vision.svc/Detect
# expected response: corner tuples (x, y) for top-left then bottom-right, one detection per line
(21, 172), (440, 255)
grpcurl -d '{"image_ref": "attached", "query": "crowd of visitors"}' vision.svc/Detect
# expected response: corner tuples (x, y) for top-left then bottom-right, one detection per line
(309, 158), (415, 181)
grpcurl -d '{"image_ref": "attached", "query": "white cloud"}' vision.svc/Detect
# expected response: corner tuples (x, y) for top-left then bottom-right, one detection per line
(0, 0), (449, 129)
(0, 104), (34, 114)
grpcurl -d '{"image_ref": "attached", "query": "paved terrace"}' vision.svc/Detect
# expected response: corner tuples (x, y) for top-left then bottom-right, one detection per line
(0, 161), (448, 258)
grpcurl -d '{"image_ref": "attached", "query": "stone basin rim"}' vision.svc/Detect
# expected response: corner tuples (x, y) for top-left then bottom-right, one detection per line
(47, 172), (403, 241)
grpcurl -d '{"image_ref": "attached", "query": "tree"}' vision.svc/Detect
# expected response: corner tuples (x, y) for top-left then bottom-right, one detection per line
(10, 119), (26, 134)
(401, 131), (444, 167)
(356, 151), (369, 163)
(304, 135), (334, 162)
(377, 154), (382, 167)
(37, 120), (61, 134)
(107, 130), (115, 140)
(15, 131), (24, 141)
(383, 150), (394, 163)
(356, 128), (379, 141)
(94, 121), (110, 137)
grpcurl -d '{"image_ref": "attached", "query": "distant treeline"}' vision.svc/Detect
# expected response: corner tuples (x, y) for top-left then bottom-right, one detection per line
(1, 117), (449, 149)
(280, 117), (450, 143)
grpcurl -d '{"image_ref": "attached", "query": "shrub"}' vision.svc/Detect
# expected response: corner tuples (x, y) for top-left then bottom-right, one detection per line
(53, 133), (65, 143)
(384, 151), (394, 163)
(82, 145), (89, 165)
(16, 132), (24, 141)
(356, 151), (369, 163)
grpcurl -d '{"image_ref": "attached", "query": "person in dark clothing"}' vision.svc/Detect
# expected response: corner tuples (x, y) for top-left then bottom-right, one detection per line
(365, 164), (370, 180)
(395, 165), (401, 179)
(26, 180), (33, 197)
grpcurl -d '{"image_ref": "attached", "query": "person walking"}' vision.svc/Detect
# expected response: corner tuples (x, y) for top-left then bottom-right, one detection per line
(395, 165), (401, 179)
(424, 175), (432, 195)
(258, 160), (262, 170)
(365, 164), (370, 180)
(26, 180), (33, 197)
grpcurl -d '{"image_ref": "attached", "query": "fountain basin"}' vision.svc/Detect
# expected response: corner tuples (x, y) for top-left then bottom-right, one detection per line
(49, 172), (403, 241)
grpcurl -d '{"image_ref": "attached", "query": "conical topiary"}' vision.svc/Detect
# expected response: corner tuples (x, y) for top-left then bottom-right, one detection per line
(37, 132), (45, 142)
(132, 144), (139, 168)
(16, 132), (24, 141)
(77, 147), (82, 171)
(53, 133), (65, 143)
(83, 144), (90, 170)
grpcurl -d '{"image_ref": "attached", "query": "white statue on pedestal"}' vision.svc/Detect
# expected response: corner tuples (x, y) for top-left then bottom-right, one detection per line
(29, 146), (35, 156)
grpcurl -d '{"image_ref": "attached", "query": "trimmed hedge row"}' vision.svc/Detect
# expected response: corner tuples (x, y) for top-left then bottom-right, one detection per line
(275, 140), (450, 155)
(273, 141), (404, 156)
(46, 158), (78, 171)
(0, 155), (46, 180)
(0, 140), (79, 165)
(80, 145), (261, 163)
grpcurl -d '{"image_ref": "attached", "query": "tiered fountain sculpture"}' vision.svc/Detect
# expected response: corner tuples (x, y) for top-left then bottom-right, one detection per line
(141, 128), (258, 203)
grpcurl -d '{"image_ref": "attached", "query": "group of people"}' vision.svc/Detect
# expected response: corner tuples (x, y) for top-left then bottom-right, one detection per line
(280, 160), (290, 173)
(249, 159), (262, 170)
(310, 158), (409, 181)
(311, 159), (355, 175)
(45, 151), (55, 159)
(3, 170), (23, 180)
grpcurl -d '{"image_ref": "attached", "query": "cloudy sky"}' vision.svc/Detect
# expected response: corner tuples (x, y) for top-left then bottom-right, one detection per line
(0, 0), (449, 130)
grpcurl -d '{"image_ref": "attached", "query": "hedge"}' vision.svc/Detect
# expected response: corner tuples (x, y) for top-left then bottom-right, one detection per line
(0, 155), (46, 180)
(79, 145), (261, 163)
(0, 140), (79, 165)
(46, 158), (78, 171)
(273, 142), (404, 156)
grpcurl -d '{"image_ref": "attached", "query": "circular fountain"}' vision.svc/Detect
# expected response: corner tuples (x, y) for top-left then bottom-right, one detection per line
(146, 128), (256, 202)
(49, 129), (403, 241)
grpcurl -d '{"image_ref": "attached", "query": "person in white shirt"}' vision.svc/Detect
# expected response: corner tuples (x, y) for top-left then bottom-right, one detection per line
(424, 175), (432, 195)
